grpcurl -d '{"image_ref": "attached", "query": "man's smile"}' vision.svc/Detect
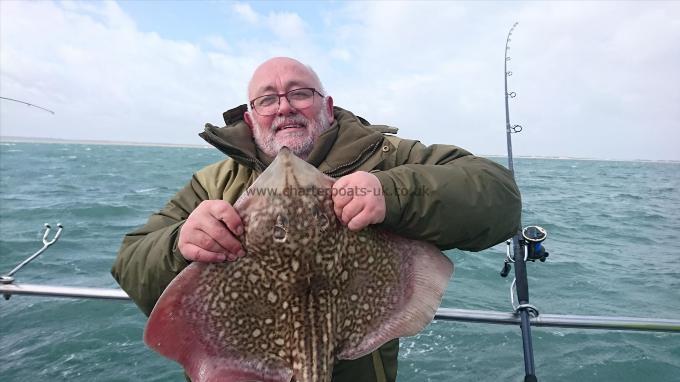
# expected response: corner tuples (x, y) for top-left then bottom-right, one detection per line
(275, 122), (306, 132)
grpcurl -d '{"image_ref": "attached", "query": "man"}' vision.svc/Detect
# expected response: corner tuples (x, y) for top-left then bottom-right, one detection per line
(112, 57), (521, 381)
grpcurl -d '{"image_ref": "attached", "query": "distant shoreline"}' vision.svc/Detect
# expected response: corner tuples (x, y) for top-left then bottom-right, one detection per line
(0, 135), (211, 149)
(1, 136), (677, 163)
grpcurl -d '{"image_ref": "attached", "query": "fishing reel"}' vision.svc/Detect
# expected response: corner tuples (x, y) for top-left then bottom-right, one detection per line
(500, 225), (549, 277)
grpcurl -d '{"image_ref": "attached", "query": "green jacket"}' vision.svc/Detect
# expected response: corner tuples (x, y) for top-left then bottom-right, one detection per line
(111, 105), (521, 381)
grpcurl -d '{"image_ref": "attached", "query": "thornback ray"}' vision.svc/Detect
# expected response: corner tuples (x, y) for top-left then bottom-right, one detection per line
(144, 147), (454, 382)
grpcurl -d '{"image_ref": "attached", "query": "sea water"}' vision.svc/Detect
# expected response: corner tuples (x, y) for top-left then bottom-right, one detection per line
(1, 142), (678, 381)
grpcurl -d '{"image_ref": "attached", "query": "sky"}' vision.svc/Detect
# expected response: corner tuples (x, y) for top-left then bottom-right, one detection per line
(1, 0), (679, 161)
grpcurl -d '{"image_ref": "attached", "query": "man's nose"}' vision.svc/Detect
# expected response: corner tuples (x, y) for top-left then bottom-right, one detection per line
(277, 95), (296, 116)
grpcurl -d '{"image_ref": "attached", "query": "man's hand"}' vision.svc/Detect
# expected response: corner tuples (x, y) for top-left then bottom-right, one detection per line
(332, 171), (386, 231)
(178, 200), (245, 262)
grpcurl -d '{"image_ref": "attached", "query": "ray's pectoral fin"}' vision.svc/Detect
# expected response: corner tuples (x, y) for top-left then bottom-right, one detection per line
(144, 263), (294, 382)
(335, 235), (454, 361)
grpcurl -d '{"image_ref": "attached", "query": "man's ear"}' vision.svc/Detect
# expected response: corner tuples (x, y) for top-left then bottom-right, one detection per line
(325, 96), (334, 123)
(243, 110), (254, 129)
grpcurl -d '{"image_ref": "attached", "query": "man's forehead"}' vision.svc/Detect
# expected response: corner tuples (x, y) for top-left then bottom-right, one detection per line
(249, 60), (318, 97)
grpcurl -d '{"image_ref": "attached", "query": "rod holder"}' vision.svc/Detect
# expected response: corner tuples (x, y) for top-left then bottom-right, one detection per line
(1, 224), (64, 299)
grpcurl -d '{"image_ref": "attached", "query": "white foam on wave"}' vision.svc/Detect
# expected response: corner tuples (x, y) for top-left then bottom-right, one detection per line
(134, 187), (158, 193)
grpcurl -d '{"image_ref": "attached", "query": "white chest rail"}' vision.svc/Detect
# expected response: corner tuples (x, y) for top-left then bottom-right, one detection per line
(2, 223), (680, 334)
(2, 283), (679, 333)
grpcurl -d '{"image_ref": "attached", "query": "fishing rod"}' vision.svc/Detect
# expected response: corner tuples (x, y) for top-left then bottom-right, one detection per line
(0, 96), (55, 114)
(499, 22), (547, 382)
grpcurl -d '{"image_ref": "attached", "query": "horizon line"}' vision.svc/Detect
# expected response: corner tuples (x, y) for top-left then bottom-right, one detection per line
(0, 135), (211, 149)
(1, 135), (678, 164)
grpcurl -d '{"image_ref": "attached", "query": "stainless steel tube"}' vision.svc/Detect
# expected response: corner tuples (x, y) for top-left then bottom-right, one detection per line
(3, 284), (679, 333)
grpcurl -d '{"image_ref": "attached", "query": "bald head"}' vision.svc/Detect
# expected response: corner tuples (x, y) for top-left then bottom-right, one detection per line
(247, 57), (325, 101)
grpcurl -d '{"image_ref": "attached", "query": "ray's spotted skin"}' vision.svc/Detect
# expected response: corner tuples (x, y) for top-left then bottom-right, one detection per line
(144, 148), (454, 382)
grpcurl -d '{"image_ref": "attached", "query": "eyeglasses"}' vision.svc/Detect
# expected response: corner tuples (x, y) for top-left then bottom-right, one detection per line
(249, 88), (324, 116)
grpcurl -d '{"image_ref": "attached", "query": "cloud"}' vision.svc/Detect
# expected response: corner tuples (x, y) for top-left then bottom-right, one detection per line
(329, 48), (351, 62)
(504, 2), (680, 160)
(228, 4), (310, 50)
(204, 35), (231, 53)
(1, 0), (678, 160)
(232, 2), (259, 24)
(265, 11), (307, 42)
(320, 1), (680, 160)
(0, 0), (252, 144)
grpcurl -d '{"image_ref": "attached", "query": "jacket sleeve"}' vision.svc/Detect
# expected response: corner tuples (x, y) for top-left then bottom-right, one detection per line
(111, 175), (208, 316)
(373, 140), (521, 251)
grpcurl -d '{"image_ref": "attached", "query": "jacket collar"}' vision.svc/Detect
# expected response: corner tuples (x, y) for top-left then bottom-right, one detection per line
(199, 105), (385, 175)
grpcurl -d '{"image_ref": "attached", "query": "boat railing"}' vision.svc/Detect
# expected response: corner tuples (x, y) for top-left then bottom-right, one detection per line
(2, 225), (679, 334)
(2, 283), (679, 333)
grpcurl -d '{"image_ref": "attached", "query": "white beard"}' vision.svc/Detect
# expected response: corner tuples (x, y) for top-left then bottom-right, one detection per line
(251, 101), (331, 160)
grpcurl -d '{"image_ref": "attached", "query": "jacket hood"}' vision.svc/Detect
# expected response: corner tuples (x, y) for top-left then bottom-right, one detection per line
(199, 105), (391, 175)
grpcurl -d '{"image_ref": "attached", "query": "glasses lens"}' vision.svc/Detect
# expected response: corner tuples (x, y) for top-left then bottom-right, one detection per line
(253, 95), (278, 115)
(252, 88), (317, 116)
(287, 88), (315, 109)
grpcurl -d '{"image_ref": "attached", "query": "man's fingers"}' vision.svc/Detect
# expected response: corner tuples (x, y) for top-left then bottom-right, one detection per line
(341, 200), (364, 226)
(333, 194), (352, 218)
(197, 220), (243, 256)
(182, 243), (227, 263)
(332, 179), (352, 218)
(347, 211), (372, 232)
(210, 202), (244, 237)
(178, 200), (247, 263)
(182, 228), (228, 253)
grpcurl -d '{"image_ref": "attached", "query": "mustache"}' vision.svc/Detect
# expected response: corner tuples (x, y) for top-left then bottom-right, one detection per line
(271, 114), (310, 131)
